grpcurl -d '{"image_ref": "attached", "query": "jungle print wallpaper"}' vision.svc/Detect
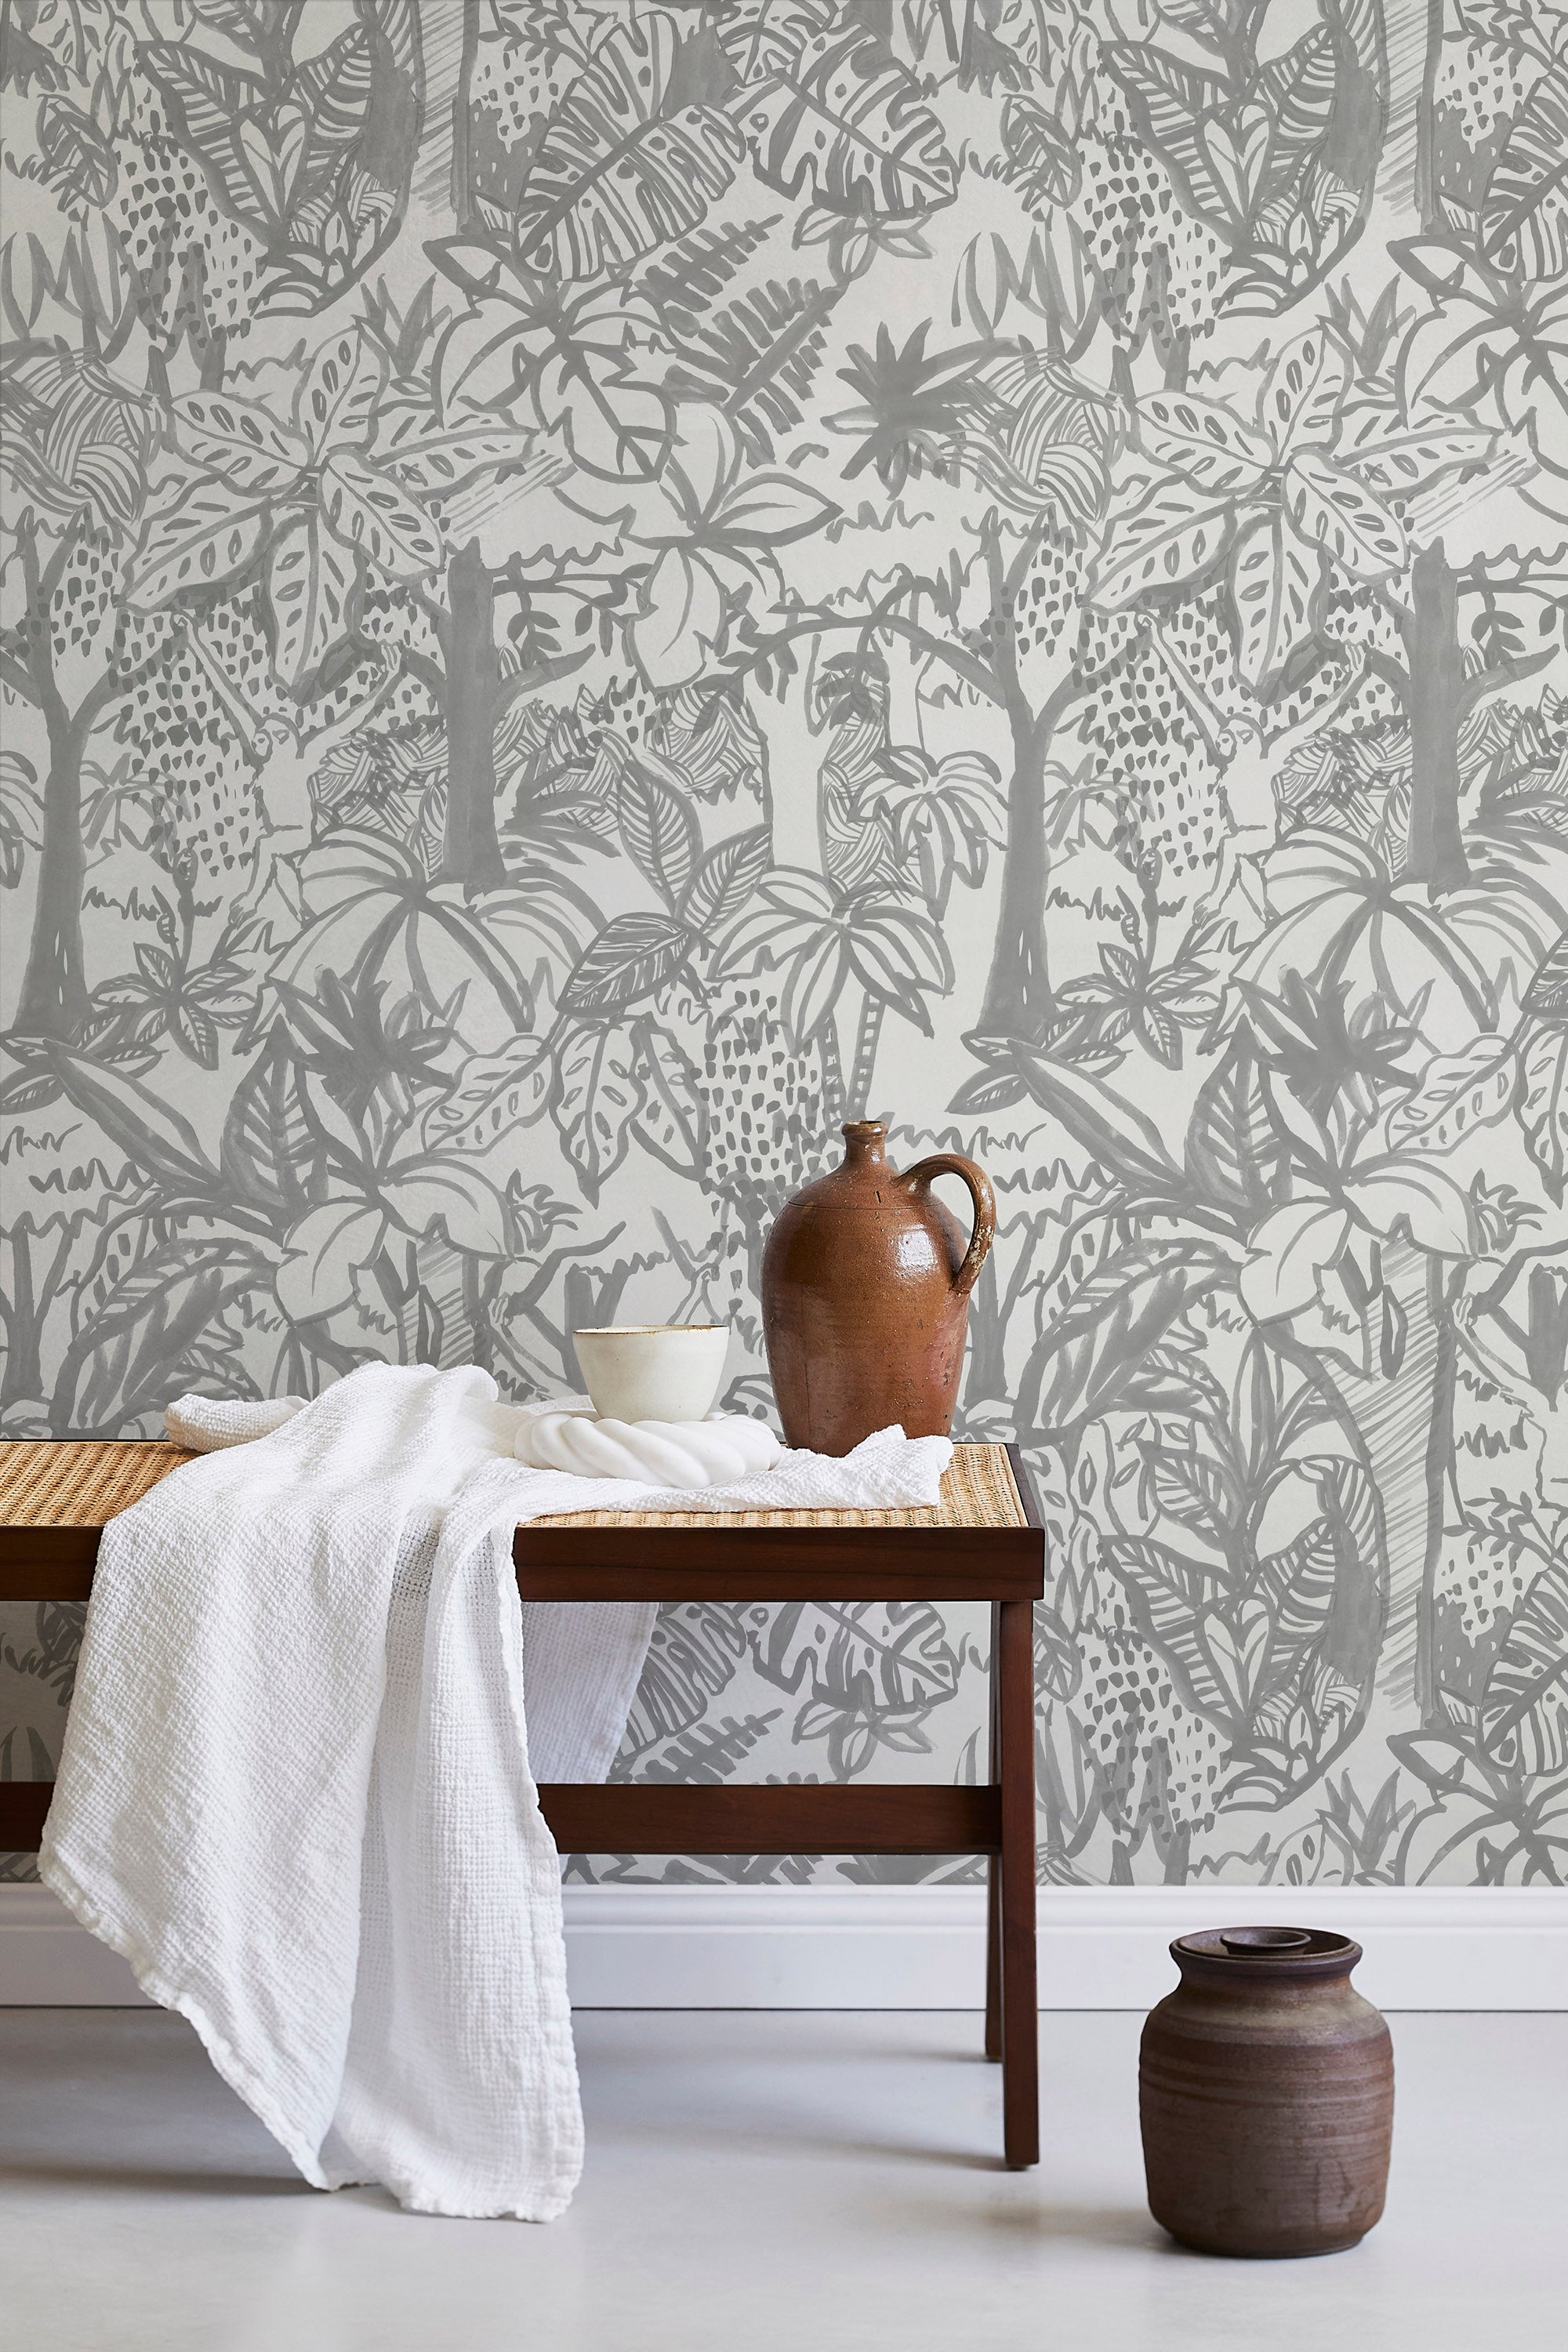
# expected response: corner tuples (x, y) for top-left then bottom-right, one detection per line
(2, 0), (1566, 1895)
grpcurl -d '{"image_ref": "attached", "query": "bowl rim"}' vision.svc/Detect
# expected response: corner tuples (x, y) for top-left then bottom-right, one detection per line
(572, 1323), (729, 1338)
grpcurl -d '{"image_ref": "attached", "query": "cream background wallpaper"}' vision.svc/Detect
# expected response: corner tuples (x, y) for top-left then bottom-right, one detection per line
(2, 0), (1566, 1891)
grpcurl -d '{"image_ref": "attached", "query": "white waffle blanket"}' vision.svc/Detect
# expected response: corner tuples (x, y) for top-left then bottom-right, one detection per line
(42, 1362), (953, 2219)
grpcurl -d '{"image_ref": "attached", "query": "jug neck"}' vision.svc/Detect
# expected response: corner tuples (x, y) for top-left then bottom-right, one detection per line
(841, 1120), (888, 1167)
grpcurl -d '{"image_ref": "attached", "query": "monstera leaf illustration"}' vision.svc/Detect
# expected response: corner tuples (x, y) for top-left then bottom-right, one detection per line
(737, 24), (958, 216)
(172, 391), (312, 495)
(717, 0), (838, 83)
(422, 1036), (552, 1156)
(752, 1599), (961, 1776)
(1136, 390), (1274, 492)
(1231, 514), (1320, 689)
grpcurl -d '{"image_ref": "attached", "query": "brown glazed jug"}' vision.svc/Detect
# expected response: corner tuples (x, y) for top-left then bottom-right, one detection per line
(761, 1120), (995, 1455)
(1139, 1927), (1394, 2259)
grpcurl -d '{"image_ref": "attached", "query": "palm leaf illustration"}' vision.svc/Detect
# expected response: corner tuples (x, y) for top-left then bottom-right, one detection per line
(1482, 1563), (1568, 1777)
(619, 1603), (751, 1755)
(1479, 56), (1568, 278)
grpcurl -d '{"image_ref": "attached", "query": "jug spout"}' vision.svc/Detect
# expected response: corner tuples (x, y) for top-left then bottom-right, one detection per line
(841, 1120), (887, 1164)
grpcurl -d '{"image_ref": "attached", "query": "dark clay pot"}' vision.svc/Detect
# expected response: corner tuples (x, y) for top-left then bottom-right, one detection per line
(761, 1121), (995, 1456)
(1139, 1926), (1394, 2259)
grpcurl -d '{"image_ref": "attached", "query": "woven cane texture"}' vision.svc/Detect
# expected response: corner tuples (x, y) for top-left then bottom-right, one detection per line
(532, 1443), (1026, 1530)
(0, 1438), (1024, 1534)
(0, 1441), (192, 1526)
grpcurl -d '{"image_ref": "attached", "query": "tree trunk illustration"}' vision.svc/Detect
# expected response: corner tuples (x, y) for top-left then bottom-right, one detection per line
(1402, 540), (1470, 890)
(430, 31), (505, 893)
(0, 1229), (45, 1407)
(978, 671), (1083, 1044)
(15, 704), (89, 1040)
(1414, 1265), (1462, 1726)
(1335, 1242), (1443, 1710)
(452, 0), (482, 232)
(974, 521), (1079, 1044)
(439, 538), (505, 888)
(1415, 0), (1446, 232)
(978, 712), (1053, 1042)
(358, 0), (423, 216)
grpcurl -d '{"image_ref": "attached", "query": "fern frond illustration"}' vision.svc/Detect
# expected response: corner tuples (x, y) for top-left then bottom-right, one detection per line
(668, 276), (842, 456)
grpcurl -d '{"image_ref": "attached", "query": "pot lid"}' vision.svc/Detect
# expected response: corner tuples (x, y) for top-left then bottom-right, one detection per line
(1171, 1925), (1363, 1976)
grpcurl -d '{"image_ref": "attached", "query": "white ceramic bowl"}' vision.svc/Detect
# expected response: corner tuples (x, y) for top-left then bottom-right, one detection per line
(572, 1325), (730, 1425)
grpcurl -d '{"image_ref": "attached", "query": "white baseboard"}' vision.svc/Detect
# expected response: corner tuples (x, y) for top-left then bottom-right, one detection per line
(3, 1882), (1564, 2009)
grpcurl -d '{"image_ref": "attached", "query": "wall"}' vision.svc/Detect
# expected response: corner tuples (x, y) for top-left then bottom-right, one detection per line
(2, 0), (1566, 1896)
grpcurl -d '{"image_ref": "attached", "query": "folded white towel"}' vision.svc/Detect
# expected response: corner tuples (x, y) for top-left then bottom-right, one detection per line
(170, 1391), (787, 1487)
(165, 1393), (307, 1449)
(42, 1367), (953, 2220)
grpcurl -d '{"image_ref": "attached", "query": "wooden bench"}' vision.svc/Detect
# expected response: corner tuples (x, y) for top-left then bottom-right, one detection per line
(0, 1437), (1044, 2168)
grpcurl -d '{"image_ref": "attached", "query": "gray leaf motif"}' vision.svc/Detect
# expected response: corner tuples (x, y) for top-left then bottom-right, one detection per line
(1482, 1564), (1568, 1778)
(5, 0), (1567, 1896)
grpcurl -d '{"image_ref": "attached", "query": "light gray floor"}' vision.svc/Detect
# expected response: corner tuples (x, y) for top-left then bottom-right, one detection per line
(0, 2008), (1561, 2352)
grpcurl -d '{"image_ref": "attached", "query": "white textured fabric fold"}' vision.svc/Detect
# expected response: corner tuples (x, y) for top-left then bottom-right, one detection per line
(42, 1367), (953, 2219)
(165, 1392), (307, 1449)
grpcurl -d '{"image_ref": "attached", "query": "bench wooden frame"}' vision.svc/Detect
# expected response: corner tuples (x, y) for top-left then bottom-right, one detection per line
(0, 1441), (1044, 2169)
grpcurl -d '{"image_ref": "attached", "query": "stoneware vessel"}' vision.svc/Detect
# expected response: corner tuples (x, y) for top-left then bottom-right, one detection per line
(572, 1324), (729, 1425)
(760, 1121), (995, 1455)
(1139, 1926), (1394, 2259)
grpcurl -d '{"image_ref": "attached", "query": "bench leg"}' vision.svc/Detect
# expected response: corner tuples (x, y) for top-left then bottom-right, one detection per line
(994, 1596), (1039, 2169)
(984, 1627), (1000, 2060)
(985, 1855), (1002, 2060)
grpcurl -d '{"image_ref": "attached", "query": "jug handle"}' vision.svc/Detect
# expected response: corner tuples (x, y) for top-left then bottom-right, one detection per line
(902, 1155), (996, 1301)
